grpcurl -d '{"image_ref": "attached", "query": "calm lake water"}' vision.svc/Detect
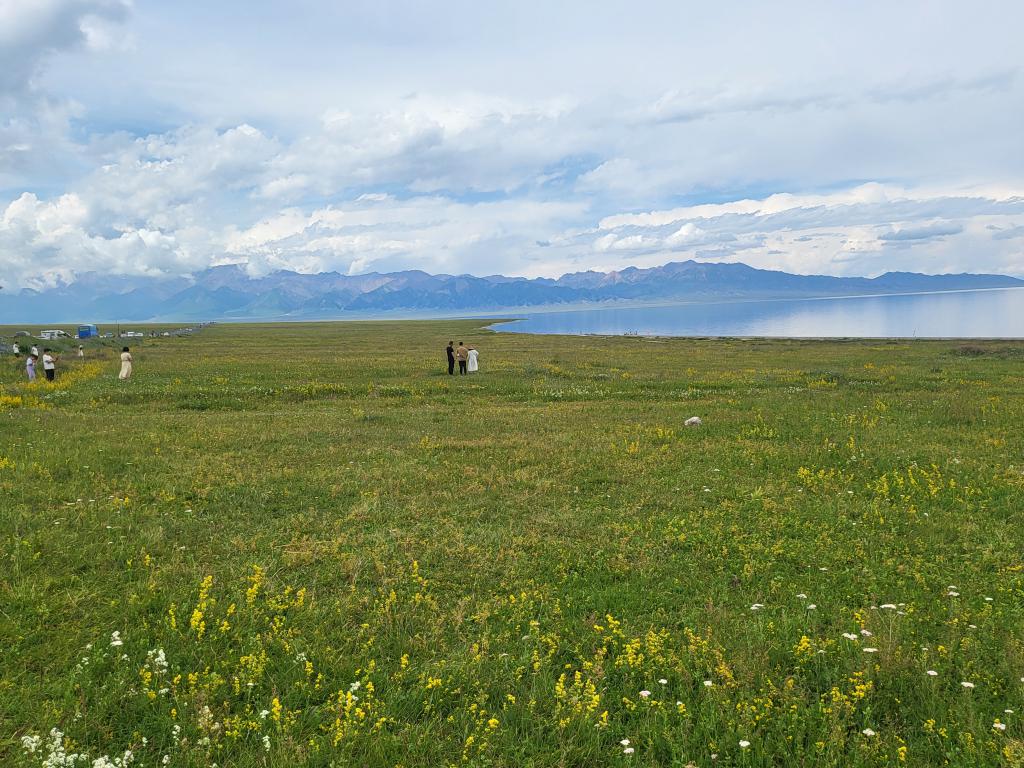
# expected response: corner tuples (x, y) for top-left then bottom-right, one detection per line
(492, 288), (1024, 338)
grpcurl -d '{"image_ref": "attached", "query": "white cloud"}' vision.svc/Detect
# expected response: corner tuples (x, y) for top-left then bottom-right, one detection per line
(2, 2), (1024, 291)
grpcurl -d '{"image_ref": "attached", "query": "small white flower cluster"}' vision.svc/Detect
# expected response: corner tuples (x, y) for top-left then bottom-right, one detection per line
(146, 648), (169, 674)
(620, 738), (634, 754)
(20, 728), (131, 768)
(109, 631), (124, 648)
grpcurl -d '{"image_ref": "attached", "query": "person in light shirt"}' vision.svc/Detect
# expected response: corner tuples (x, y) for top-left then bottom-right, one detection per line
(25, 354), (36, 382)
(41, 348), (57, 382)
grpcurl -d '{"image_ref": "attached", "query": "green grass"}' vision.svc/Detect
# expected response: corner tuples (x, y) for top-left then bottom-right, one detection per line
(2, 321), (1024, 767)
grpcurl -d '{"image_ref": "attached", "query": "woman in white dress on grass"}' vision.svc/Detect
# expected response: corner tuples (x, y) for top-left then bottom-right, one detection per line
(467, 346), (479, 373)
(119, 347), (133, 380)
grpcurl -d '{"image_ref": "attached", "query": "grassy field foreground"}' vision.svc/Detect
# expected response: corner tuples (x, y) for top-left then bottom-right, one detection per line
(2, 321), (1024, 767)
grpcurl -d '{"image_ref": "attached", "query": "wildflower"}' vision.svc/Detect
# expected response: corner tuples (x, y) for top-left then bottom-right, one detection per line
(739, 740), (750, 748)
(263, 735), (271, 750)
(110, 631), (124, 647)
(21, 735), (41, 753)
(926, 670), (938, 676)
(623, 746), (635, 754)
(863, 648), (878, 653)
(842, 633), (859, 641)
(796, 593), (807, 599)
(639, 690), (651, 698)
(750, 603), (765, 611)
(703, 680), (713, 687)
(880, 604), (897, 610)
(620, 739), (630, 746)
(658, 678), (668, 685)
(860, 629), (873, 636)
(487, 718), (499, 729)
(1006, 709), (1015, 714)
(862, 728), (876, 737)
(947, 591), (959, 597)
(993, 721), (1007, 731)
(807, 604), (817, 610)
(961, 681), (975, 688)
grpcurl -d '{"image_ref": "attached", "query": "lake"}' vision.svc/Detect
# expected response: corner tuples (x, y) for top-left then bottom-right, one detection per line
(491, 288), (1024, 338)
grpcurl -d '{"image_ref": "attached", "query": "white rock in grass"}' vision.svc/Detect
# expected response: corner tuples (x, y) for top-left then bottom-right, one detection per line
(684, 416), (703, 427)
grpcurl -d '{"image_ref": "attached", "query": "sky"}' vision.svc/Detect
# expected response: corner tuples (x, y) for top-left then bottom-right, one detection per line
(1, 0), (1023, 290)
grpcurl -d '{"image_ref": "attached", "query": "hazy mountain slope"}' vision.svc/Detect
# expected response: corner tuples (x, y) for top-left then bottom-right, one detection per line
(2, 259), (1020, 322)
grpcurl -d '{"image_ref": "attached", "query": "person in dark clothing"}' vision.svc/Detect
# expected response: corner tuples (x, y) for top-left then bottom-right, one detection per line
(446, 341), (455, 375)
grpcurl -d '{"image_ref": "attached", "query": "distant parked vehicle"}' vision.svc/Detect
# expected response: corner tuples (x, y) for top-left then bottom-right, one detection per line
(39, 329), (70, 340)
(120, 331), (144, 338)
(78, 324), (99, 339)
(14, 330), (31, 337)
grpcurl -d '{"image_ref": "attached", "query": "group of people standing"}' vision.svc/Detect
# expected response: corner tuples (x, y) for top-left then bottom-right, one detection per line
(446, 341), (479, 375)
(21, 345), (57, 382)
(13, 343), (133, 382)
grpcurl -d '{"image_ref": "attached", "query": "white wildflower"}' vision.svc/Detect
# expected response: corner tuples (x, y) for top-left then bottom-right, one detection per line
(862, 728), (876, 737)
(739, 739), (751, 748)
(926, 670), (938, 676)
(961, 681), (975, 688)
(639, 690), (651, 698)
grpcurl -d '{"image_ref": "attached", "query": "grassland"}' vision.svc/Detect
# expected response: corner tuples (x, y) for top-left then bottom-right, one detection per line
(2, 321), (1023, 767)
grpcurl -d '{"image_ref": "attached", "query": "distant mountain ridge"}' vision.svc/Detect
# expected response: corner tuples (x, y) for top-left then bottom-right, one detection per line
(1, 260), (1021, 323)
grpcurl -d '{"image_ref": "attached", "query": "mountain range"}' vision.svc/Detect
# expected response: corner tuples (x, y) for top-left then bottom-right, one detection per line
(1, 260), (1021, 323)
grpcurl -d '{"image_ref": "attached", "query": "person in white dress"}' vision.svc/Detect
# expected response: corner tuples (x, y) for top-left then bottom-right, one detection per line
(119, 347), (133, 380)
(467, 346), (479, 373)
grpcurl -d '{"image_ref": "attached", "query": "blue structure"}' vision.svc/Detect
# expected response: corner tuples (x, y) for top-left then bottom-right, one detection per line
(77, 324), (99, 339)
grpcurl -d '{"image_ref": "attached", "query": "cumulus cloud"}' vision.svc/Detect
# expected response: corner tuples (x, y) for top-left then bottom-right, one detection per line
(879, 222), (964, 242)
(0, 0), (130, 95)
(2, 2), (1024, 290)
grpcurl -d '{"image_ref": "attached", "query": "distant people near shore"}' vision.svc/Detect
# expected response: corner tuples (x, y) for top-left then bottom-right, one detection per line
(25, 354), (36, 382)
(41, 349), (56, 382)
(467, 346), (479, 373)
(446, 340), (455, 376)
(456, 342), (469, 375)
(119, 347), (133, 381)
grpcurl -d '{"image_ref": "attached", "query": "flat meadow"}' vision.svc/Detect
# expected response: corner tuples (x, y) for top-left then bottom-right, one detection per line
(1, 320), (1023, 767)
